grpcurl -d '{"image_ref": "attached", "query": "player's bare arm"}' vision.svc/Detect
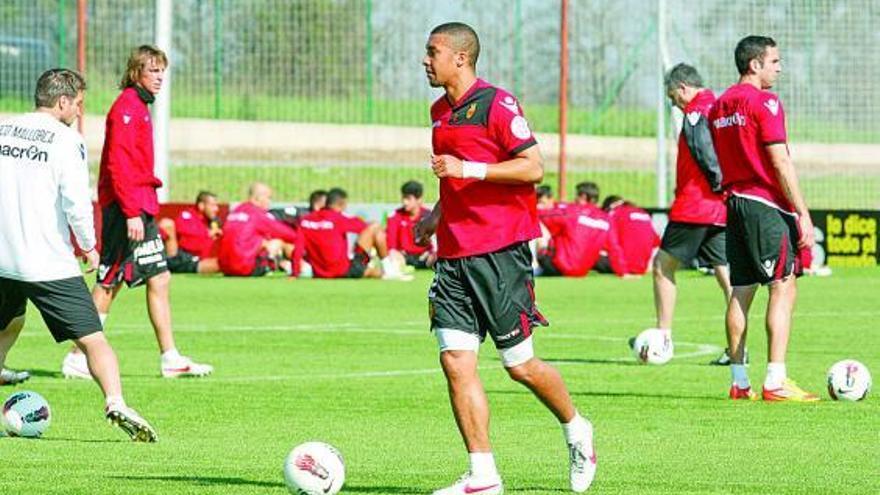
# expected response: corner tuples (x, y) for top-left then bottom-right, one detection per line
(765, 144), (814, 248)
(431, 145), (543, 185)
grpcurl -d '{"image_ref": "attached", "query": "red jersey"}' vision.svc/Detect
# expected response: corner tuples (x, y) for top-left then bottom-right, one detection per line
(386, 206), (432, 256)
(540, 203), (610, 277)
(431, 78), (541, 258)
(606, 204), (660, 276)
(709, 83), (792, 212)
(218, 202), (298, 276)
(669, 89), (726, 225)
(98, 87), (162, 218)
(174, 208), (214, 258)
(298, 208), (368, 278)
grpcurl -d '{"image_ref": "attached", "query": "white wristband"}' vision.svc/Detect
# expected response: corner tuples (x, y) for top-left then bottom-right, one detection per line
(462, 161), (488, 180)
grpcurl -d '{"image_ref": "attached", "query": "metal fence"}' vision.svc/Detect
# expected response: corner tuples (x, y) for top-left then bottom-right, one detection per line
(1, 0), (877, 208)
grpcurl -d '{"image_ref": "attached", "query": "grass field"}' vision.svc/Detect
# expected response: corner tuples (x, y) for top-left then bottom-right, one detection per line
(2, 268), (878, 494)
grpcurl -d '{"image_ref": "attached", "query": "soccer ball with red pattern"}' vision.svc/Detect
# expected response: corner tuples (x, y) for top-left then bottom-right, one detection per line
(283, 441), (345, 495)
(827, 360), (872, 401)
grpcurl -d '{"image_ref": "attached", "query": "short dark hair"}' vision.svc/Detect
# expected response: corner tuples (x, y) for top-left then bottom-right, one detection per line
(34, 68), (86, 108)
(326, 187), (348, 207)
(401, 180), (423, 199)
(195, 190), (216, 204)
(664, 63), (703, 92)
(536, 185), (553, 200)
(602, 195), (624, 211)
(575, 181), (600, 203)
(309, 189), (328, 208)
(735, 35), (776, 76)
(430, 22), (480, 68)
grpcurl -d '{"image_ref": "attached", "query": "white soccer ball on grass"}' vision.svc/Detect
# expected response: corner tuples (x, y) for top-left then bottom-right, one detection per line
(827, 360), (872, 401)
(283, 441), (346, 495)
(2, 390), (51, 438)
(631, 328), (673, 365)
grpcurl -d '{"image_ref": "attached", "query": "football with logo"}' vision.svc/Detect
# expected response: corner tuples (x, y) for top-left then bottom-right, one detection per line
(2, 390), (51, 438)
(827, 360), (872, 401)
(630, 329), (673, 365)
(283, 441), (345, 495)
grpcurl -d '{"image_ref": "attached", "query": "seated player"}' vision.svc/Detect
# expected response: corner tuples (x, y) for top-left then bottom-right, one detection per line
(602, 195), (660, 277)
(536, 186), (611, 277)
(308, 189), (328, 213)
(571, 181), (601, 212)
(158, 191), (222, 274)
(297, 188), (406, 279)
(218, 182), (300, 277)
(386, 180), (437, 269)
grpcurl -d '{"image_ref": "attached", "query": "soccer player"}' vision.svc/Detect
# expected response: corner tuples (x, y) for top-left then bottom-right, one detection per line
(61, 45), (213, 380)
(1, 69), (156, 440)
(602, 196), (660, 277)
(709, 35), (818, 401)
(218, 182), (300, 276)
(297, 188), (403, 279)
(386, 180), (437, 269)
(416, 23), (596, 494)
(308, 189), (328, 213)
(536, 187), (611, 277)
(651, 63), (733, 364)
(159, 191), (222, 274)
(572, 181), (601, 211)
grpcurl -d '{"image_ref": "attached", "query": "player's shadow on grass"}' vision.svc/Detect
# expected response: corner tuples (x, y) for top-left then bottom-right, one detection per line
(109, 475), (285, 489)
(345, 485), (422, 493)
(25, 368), (64, 379)
(487, 389), (725, 401)
(542, 357), (642, 366)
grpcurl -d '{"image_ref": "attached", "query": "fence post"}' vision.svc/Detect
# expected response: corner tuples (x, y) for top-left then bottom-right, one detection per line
(655, 0), (668, 208)
(214, 0), (223, 119)
(155, 0), (172, 202)
(57, 0), (67, 67)
(365, 0), (374, 124)
(76, 0), (86, 135)
(558, 0), (569, 201)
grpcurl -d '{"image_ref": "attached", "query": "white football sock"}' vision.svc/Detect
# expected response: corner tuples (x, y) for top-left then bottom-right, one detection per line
(381, 256), (399, 277)
(161, 349), (182, 363)
(99, 313), (108, 326)
(764, 362), (786, 389)
(468, 452), (498, 479)
(105, 395), (125, 408)
(561, 411), (590, 444)
(731, 364), (750, 389)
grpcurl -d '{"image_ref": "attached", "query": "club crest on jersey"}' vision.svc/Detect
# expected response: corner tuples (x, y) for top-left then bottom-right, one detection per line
(500, 95), (520, 115)
(510, 115), (531, 139)
(764, 99), (779, 116)
(466, 103), (477, 120)
(122, 115), (131, 124)
(686, 111), (701, 126)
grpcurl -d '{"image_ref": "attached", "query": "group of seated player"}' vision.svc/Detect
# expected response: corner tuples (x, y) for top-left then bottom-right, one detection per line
(158, 180), (437, 280)
(534, 181), (660, 278)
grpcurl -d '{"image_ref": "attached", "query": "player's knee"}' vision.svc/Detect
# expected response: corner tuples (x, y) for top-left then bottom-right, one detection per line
(439, 350), (476, 381)
(499, 337), (535, 378)
(505, 358), (539, 385)
(157, 218), (175, 236)
(149, 271), (171, 289)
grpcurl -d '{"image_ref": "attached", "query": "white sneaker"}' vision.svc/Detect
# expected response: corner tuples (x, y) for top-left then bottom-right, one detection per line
(161, 355), (213, 378)
(61, 351), (92, 379)
(432, 473), (503, 495)
(381, 272), (414, 281)
(105, 402), (158, 442)
(0, 368), (30, 385)
(568, 420), (597, 492)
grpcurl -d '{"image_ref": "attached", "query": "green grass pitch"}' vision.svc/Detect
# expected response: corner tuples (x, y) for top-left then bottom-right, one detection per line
(1, 268), (878, 494)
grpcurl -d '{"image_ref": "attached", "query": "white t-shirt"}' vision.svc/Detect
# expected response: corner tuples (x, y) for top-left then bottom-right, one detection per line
(0, 111), (95, 282)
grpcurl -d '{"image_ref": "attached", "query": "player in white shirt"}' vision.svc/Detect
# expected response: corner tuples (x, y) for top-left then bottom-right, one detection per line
(0, 69), (157, 441)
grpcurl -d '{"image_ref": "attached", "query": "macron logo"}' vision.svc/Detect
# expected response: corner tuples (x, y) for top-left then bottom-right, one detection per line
(686, 111), (701, 126)
(764, 99), (779, 116)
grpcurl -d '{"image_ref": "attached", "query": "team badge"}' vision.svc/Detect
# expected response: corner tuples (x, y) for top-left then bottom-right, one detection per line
(686, 111), (701, 126)
(122, 114), (131, 124)
(764, 99), (779, 116)
(466, 103), (477, 120)
(510, 115), (532, 139)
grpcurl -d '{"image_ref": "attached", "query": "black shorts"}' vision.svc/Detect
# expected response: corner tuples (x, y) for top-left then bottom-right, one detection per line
(661, 222), (727, 267)
(428, 242), (548, 350)
(0, 276), (102, 343)
(166, 250), (200, 274)
(344, 246), (371, 278)
(726, 196), (802, 286)
(404, 252), (431, 270)
(98, 203), (168, 288)
(536, 247), (562, 277)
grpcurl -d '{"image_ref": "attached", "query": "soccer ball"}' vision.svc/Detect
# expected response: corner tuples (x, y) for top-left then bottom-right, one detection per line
(2, 390), (51, 438)
(283, 442), (345, 495)
(631, 329), (673, 365)
(827, 360), (872, 401)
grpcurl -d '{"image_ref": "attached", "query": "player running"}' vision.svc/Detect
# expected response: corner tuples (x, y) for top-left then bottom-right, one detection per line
(710, 36), (818, 401)
(648, 63), (734, 364)
(417, 22), (596, 494)
(0, 69), (156, 441)
(61, 45), (212, 380)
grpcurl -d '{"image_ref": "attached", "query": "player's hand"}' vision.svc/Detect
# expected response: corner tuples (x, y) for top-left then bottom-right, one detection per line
(81, 249), (100, 273)
(797, 213), (815, 249)
(126, 216), (145, 241)
(415, 211), (439, 247)
(431, 154), (463, 179)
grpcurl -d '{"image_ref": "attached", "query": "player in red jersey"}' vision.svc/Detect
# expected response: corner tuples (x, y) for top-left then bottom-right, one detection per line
(709, 36), (817, 402)
(572, 181), (601, 212)
(386, 180), (436, 269)
(159, 191), (222, 274)
(218, 183), (299, 277)
(61, 46), (212, 380)
(297, 188), (404, 279)
(649, 64), (734, 365)
(536, 186), (610, 277)
(416, 23), (595, 495)
(602, 196), (660, 277)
